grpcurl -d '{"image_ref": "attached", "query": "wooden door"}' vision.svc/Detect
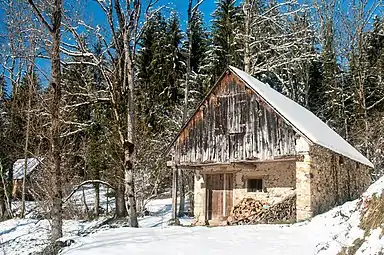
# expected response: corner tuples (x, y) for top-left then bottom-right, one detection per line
(206, 173), (233, 221)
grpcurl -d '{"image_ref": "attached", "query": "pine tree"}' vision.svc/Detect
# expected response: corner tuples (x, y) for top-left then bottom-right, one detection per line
(204, 0), (243, 86)
(137, 12), (185, 132)
(350, 16), (384, 179)
(322, 17), (341, 128)
(135, 12), (186, 211)
(183, 10), (209, 106)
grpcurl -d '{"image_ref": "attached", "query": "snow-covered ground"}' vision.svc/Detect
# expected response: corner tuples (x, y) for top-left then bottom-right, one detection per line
(1, 178), (383, 255)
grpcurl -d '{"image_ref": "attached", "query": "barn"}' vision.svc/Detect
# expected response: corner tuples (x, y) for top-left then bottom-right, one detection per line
(167, 66), (373, 225)
(12, 158), (42, 199)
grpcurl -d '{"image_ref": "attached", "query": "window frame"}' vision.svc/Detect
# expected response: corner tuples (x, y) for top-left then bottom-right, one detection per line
(247, 178), (264, 193)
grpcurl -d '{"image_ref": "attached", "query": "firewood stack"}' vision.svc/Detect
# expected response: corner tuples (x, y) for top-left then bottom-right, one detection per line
(227, 195), (296, 225)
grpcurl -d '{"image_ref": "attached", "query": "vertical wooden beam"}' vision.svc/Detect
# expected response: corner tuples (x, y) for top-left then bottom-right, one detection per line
(223, 173), (226, 217)
(172, 165), (178, 221)
(204, 173), (208, 223)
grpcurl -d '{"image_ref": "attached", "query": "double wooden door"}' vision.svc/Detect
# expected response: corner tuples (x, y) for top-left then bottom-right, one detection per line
(206, 173), (233, 221)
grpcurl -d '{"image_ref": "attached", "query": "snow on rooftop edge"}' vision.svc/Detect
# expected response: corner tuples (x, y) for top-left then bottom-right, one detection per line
(229, 66), (374, 168)
(13, 158), (42, 180)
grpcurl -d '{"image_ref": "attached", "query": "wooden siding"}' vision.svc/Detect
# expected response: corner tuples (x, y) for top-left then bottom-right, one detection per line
(173, 71), (297, 165)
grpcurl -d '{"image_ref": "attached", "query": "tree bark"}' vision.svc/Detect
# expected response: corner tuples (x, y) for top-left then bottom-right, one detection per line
(21, 67), (34, 218)
(115, 180), (127, 217)
(121, 1), (139, 228)
(94, 182), (100, 216)
(125, 55), (138, 227)
(50, 37), (63, 245)
(27, 0), (63, 242)
(49, 0), (63, 242)
(0, 161), (12, 219)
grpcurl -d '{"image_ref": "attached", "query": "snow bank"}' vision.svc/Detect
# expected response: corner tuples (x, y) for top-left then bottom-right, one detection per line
(1, 177), (383, 255)
(315, 175), (384, 254)
(0, 218), (108, 255)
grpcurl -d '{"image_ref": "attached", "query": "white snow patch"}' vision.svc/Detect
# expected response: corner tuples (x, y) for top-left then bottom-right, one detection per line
(357, 228), (384, 255)
(2, 176), (384, 255)
(12, 158), (42, 180)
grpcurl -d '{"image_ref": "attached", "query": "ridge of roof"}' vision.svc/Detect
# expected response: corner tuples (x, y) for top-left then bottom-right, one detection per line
(229, 66), (373, 168)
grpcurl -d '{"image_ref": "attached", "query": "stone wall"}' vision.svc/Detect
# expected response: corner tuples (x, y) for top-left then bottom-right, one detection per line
(193, 170), (206, 224)
(232, 161), (296, 205)
(295, 153), (312, 221)
(193, 161), (296, 225)
(309, 145), (371, 215)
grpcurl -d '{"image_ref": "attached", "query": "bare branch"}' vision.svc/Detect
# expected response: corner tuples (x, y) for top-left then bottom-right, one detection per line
(27, 0), (54, 34)
(63, 180), (115, 203)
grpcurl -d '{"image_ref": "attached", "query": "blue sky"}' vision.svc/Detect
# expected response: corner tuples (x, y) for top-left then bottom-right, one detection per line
(0, 0), (217, 88)
(83, 0), (216, 30)
(157, 0), (216, 26)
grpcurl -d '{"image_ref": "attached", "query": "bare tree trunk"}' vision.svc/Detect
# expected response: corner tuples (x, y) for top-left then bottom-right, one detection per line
(106, 186), (109, 214)
(125, 52), (138, 227)
(120, 0), (141, 228)
(28, 0), (64, 242)
(179, 0), (204, 219)
(184, 0), (193, 124)
(177, 0), (193, 219)
(0, 161), (12, 219)
(115, 181), (127, 217)
(50, 2), (63, 242)
(94, 182), (100, 217)
(0, 191), (5, 219)
(21, 67), (34, 218)
(82, 186), (89, 218)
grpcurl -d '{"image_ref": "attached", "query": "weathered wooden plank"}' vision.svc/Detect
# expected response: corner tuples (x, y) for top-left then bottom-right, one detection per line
(173, 72), (297, 165)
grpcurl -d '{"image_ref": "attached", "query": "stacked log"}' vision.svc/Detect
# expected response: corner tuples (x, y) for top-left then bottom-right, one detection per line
(227, 194), (296, 225)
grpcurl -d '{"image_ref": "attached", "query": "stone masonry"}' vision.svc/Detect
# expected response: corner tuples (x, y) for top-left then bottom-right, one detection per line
(295, 137), (371, 221)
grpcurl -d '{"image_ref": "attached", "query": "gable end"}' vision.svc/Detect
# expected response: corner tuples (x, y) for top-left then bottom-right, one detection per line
(169, 69), (299, 165)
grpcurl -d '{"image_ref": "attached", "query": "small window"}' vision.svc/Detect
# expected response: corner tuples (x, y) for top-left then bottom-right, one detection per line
(247, 179), (263, 192)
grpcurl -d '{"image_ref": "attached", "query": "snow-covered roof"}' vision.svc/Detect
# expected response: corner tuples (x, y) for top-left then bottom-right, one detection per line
(13, 158), (42, 180)
(229, 66), (374, 168)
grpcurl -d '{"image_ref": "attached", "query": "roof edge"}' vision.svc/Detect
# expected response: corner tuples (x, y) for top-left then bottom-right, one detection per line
(229, 66), (374, 168)
(164, 68), (231, 156)
(227, 66), (313, 145)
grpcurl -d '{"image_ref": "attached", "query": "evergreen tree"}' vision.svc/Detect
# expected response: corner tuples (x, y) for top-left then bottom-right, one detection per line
(137, 12), (185, 132)
(184, 10), (209, 105)
(321, 17), (342, 130)
(204, 0), (243, 87)
(349, 16), (384, 179)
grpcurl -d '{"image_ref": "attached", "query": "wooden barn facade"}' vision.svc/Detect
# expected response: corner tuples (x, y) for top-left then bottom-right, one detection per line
(167, 66), (373, 225)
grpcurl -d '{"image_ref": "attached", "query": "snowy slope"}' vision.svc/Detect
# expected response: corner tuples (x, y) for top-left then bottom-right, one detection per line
(0, 196), (192, 255)
(229, 66), (373, 168)
(0, 218), (110, 255)
(1, 177), (383, 255)
(315, 176), (384, 254)
(61, 176), (384, 255)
